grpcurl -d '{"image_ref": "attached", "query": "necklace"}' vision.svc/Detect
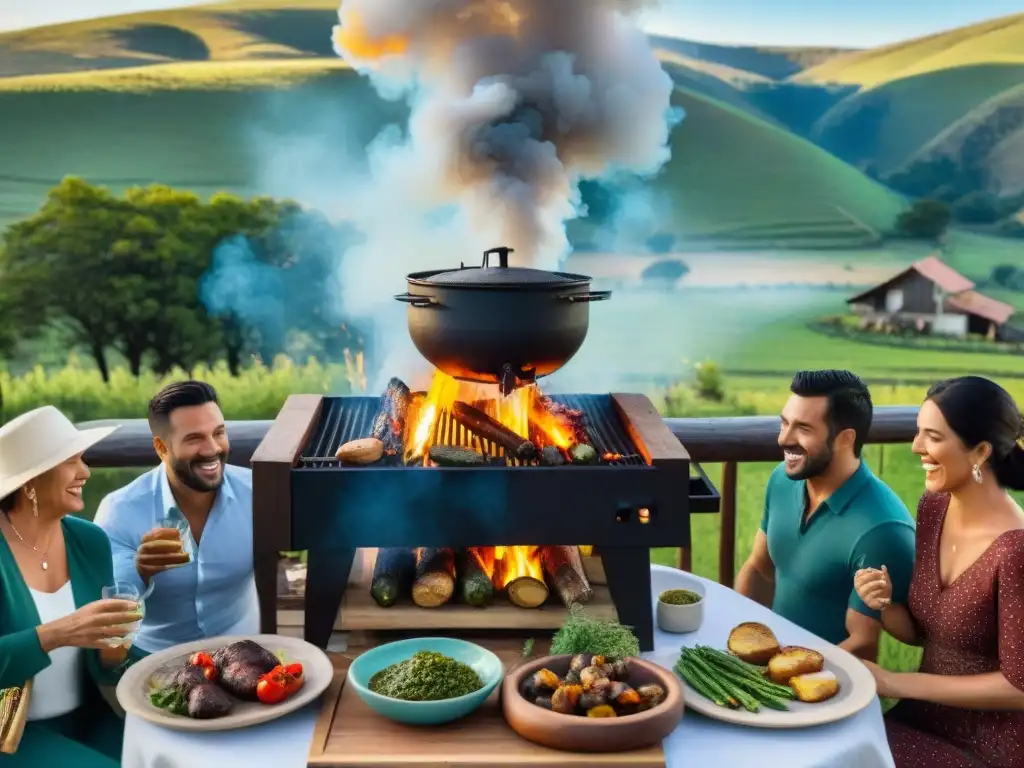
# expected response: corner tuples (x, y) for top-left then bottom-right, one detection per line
(3, 513), (52, 570)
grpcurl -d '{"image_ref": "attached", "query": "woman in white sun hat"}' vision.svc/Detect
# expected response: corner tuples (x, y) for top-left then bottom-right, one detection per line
(0, 406), (139, 766)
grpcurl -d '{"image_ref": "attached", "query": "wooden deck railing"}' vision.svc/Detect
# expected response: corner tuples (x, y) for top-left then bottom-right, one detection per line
(78, 406), (919, 586)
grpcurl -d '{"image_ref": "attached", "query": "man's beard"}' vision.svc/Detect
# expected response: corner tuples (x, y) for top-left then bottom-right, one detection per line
(171, 452), (226, 493)
(782, 442), (834, 481)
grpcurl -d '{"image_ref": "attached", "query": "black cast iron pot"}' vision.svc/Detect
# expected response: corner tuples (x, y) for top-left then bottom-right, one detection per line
(395, 247), (611, 394)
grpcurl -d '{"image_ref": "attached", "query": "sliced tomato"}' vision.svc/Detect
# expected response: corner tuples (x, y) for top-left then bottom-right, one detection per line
(284, 663), (303, 679)
(189, 651), (215, 669)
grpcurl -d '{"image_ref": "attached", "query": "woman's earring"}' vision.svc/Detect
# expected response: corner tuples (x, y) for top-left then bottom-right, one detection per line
(972, 464), (983, 484)
(26, 487), (38, 517)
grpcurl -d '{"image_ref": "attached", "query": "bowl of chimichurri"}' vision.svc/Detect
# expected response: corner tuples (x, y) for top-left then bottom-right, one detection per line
(656, 579), (706, 634)
(347, 637), (503, 725)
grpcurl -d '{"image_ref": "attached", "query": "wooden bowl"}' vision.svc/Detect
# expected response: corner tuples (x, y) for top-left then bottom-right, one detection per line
(502, 655), (684, 753)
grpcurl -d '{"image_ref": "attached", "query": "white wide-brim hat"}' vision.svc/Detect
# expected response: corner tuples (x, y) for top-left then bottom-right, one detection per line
(0, 406), (119, 502)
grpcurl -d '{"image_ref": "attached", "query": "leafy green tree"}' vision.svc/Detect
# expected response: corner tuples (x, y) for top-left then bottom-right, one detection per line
(1, 178), (132, 380)
(894, 199), (951, 240)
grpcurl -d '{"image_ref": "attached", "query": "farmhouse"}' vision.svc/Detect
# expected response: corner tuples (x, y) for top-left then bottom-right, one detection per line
(846, 255), (1016, 340)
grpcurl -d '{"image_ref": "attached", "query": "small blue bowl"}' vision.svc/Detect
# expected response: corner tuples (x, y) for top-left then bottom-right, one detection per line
(347, 637), (504, 725)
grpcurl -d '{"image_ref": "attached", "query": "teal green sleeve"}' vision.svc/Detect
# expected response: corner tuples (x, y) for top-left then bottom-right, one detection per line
(81, 524), (123, 687)
(0, 627), (51, 689)
(848, 522), (917, 619)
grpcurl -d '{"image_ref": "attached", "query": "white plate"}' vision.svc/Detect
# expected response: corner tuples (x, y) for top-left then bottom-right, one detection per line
(649, 642), (878, 729)
(116, 633), (334, 732)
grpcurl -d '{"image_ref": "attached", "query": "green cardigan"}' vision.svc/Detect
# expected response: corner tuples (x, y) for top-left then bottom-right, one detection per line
(0, 515), (120, 692)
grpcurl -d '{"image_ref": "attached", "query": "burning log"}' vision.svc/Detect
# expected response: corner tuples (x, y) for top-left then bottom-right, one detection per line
(457, 548), (494, 607)
(569, 443), (597, 465)
(370, 547), (416, 607)
(412, 547), (456, 608)
(540, 546), (593, 607)
(539, 397), (590, 445)
(370, 378), (411, 458)
(506, 576), (550, 609)
(451, 401), (537, 461)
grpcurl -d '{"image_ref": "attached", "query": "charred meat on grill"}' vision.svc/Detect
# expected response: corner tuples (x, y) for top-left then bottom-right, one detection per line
(211, 640), (281, 700)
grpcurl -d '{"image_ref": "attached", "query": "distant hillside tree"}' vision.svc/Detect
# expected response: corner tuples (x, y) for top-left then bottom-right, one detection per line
(894, 199), (951, 240)
(641, 258), (689, 286)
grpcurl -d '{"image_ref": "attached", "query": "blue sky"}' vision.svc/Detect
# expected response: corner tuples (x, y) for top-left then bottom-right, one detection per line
(0, 0), (1020, 47)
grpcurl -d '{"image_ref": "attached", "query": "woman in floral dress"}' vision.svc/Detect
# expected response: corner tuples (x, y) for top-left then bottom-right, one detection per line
(855, 376), (1024, 768)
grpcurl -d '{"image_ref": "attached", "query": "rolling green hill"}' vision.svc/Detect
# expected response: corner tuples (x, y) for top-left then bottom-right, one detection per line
(793, 12), (1024, 88)
(810, 63), (1024, 175)
(0, 0), (908, 247)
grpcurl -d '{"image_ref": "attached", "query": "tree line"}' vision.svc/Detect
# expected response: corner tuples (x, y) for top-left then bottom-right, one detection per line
(0, 177), (362, 382)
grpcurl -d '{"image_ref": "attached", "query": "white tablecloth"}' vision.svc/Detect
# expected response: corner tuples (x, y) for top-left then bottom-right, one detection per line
(121, 565), (895, 768)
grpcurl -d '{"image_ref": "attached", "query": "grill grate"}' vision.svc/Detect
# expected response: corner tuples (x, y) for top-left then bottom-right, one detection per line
(299, 394), (644, 468)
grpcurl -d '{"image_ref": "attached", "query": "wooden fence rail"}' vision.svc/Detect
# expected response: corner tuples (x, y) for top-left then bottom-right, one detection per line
(78, 406), (920, 585)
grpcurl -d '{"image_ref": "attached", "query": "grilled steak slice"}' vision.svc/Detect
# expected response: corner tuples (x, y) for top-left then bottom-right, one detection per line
(211, 641), (280, 700)
(169, 662), (234, 718)
(188, 683), (234, 718)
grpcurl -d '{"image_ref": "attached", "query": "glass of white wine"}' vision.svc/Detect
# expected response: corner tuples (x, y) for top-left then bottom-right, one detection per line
(102, 581), (144, 649)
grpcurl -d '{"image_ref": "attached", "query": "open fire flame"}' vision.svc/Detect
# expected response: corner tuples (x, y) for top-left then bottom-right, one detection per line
(469, 545), (543, 589)
(403, 370), (580, 591)
(404, 370), (575, 465)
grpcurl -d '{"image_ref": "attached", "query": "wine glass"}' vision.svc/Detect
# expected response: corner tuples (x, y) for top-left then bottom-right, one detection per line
(102, 581), (145, 649)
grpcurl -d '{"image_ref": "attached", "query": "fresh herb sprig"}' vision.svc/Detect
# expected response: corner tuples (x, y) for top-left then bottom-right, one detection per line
(550, 604), (640, 659)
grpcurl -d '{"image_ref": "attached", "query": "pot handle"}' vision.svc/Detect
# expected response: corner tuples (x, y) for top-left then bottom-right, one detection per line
(394, 293), (437, 308)
(559, 290), (612, 303)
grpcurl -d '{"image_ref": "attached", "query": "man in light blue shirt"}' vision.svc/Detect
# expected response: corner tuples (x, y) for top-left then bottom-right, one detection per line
(94, 380), (260, 655)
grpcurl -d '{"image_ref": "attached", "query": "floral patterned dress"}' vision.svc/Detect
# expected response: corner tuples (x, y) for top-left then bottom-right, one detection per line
(885, 492), (1024, 768)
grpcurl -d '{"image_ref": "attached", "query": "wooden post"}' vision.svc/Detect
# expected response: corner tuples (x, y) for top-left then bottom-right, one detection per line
(676, 547), (691, 572)
(718, 461), (738, 588)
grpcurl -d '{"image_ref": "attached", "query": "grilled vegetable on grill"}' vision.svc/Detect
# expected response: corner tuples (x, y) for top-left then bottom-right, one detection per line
(539, 445), (566, 466)
(540, 546), (593, 607)
(370, 377), (411, 457)
(427, 445), (486, 467)
(336, 437), (384, 465)
(569, 443), (597, 465)
(370, 548), (416, 607)
(412, 547), (456, 607)
(211, 640), (281, 701)
(458, 548), (494, 607)
(451, 401), (537, 461)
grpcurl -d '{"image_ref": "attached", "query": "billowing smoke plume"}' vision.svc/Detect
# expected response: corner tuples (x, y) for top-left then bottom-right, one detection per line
(332, 0), (679, 273)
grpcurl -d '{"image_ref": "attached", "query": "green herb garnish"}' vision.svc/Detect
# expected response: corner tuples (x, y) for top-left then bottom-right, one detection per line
(368, 651), (483, 701)
(149, 685), (189, 716)
(522, 638), (535, 658)
(550, 604), (640, 659)
(659, 589), (702, 606)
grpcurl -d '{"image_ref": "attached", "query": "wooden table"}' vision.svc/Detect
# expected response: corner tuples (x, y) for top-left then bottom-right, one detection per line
(307, 638), (666, 768)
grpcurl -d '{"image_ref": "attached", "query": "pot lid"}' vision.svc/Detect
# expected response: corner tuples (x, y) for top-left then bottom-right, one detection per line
(413, 247), (590, 288)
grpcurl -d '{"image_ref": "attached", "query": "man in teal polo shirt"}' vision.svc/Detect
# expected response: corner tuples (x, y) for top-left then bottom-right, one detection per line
(735, 369), (915, 660)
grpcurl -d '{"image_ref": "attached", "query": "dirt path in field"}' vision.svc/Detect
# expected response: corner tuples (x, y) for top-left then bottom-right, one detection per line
(566, 252), (910, 287)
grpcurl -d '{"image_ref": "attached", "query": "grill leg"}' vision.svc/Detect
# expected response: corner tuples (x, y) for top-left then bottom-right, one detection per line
(304, 547), (356, 649)
(600, 547), (654, 652)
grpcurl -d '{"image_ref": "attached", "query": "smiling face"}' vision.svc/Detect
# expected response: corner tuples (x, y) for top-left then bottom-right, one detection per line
(912, 398), (990, 493)
(29, 453), (90, 516)
(778, 394), (836, 480)
(154, 402), (229, 493)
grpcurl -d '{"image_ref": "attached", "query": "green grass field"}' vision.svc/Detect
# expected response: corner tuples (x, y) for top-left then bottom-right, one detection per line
(793, 13), (1024, 88)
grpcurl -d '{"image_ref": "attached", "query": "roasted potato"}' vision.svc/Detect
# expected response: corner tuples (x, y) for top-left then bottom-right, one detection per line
(789, 670), (840, 703)
(726, 622), (781, 664)
(766, 646), (825, 684)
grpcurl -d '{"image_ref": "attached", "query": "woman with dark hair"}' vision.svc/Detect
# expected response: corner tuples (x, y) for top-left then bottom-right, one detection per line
(854, 376), (1024, 768)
